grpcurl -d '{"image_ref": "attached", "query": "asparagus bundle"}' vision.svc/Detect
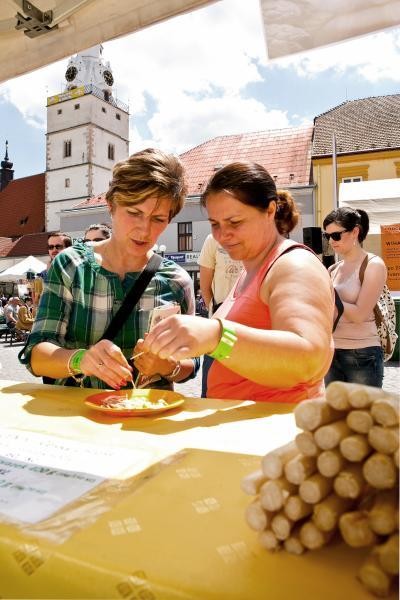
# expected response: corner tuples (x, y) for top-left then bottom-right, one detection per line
(242, 382), (399, 597)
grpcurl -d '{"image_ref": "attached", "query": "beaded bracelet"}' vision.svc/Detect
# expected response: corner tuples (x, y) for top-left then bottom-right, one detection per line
(67, 349), (87, 387)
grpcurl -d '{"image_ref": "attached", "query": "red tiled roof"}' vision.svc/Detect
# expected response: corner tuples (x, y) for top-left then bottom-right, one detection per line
(0, 173), (45, 237)
(0, 232), (51, 259)
(313, 94), (400, 156)
(0, 236), (18, 257)
(73, 193), (107, 209)
(6, 232), (50, 258)
(179, 126), (314, 196)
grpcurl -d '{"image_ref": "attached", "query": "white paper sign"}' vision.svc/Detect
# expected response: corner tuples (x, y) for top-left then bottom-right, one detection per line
(0, 427), (149, 524)
(0, 455), (104, 524)
(0, 427), (145, 478)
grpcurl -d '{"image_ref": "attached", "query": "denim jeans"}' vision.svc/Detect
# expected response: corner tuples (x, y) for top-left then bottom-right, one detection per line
(324, 346), (384, 388)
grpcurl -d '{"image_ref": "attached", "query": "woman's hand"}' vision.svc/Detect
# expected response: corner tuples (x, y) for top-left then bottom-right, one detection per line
(141, 314), (221, 361)
(80, 339), (133, 389)
(132, 338), (178, 377)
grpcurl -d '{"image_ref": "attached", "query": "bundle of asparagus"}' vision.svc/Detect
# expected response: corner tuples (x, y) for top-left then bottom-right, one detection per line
(242, 382), (399, 597)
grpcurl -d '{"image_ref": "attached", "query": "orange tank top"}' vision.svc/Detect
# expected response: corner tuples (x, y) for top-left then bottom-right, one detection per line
(206, 239), (324, 402)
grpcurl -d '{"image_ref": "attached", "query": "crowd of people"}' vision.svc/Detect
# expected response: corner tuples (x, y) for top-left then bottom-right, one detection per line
(0, 148), (390, 400)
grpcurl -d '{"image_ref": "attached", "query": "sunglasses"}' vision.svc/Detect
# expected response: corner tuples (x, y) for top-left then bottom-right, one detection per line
(83, 238), (105, 243)
(47, 244), (64, 250)
(323, 230), (349, 242)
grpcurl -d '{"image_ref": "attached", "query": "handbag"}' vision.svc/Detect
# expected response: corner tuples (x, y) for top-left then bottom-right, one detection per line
(359, 255), (398, 362)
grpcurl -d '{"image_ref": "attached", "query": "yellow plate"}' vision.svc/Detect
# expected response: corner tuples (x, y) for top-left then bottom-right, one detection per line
(85, 388), (185, 417)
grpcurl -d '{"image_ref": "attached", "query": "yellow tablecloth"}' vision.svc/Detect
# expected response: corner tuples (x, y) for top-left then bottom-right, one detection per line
(0, 380), (395, 599)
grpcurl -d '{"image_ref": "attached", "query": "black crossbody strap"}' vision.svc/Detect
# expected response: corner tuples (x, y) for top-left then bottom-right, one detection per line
(100, 253), (162, 341)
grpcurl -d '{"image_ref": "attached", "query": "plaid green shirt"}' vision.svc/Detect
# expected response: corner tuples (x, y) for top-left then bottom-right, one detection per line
(21, 242), (199, 387)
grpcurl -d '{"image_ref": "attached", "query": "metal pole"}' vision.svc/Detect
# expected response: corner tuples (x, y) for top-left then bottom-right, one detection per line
(332, 132), (338, 209)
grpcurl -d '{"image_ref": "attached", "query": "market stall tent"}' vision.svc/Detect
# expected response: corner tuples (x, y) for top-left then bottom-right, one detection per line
(0, 255), (47, 281)
(339, 179), (400, 234)
(0, 0), (399, 83)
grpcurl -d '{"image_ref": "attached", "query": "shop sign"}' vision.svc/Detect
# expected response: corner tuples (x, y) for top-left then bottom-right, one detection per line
(165, 253), (185, 263)
(185, 252), (200, 262)
(381, 223), (400, 291)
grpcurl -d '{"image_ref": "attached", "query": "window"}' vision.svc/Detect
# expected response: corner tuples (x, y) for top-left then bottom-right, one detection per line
(116, 113), (121, 120)
(342, 176), (363, 183)
(74, 103), (80, 110)
(178, 222), (192, 251)
(63, 140), (72, 158)
(57, 108), (62, 115)
(102, 107), (106, 113)
(65, 178), (70, 188)
(108, 143), (115, 160)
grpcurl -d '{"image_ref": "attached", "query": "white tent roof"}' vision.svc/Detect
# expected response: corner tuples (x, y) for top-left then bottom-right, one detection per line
(0, 1), (399, 83)
(261, 0), (400, 59)
(0, 0), (216, 83)
(339, 179), (400, 234)
(0, 255), (47, 282)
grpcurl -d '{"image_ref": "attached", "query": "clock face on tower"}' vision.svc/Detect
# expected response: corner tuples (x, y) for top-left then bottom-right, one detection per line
(65, 65), (78, 82)
(103, 70), (114, 86)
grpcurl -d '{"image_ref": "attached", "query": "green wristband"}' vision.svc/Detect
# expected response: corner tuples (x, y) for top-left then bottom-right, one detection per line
(69, 349), (86, 374)
(208, 319), (237, 361)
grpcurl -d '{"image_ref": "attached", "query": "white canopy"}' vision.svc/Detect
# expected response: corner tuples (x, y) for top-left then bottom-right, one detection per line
(0, 0), (215, 83)
(1, 0), (399, 83)
(339, 179), (400, 234)
(0, 255), (47, 282)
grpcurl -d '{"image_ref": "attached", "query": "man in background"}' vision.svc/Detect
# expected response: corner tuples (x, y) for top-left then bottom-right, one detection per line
(33, 232), (72, 306)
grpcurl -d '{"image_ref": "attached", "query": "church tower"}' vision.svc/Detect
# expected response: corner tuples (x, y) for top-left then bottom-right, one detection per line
(0, 140), (14, 191)
(45, 45), (129, 231)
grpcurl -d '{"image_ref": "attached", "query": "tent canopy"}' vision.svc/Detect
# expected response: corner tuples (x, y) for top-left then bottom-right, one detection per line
(1, 0), (399, 83)
(0, 0), (215, 83)
(0, 255), (47, 281)
(339, 179), (400, 234)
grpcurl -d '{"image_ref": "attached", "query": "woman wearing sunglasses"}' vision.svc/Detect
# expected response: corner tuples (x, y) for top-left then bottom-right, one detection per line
(83, 223), (112, 242)
(322, 207), (386, 387)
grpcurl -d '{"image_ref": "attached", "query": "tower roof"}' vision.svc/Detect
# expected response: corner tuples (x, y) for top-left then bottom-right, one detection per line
(1, 140), (13, 170)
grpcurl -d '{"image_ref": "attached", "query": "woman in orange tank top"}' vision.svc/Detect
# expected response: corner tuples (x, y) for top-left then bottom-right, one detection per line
(142, 161), (334, 402)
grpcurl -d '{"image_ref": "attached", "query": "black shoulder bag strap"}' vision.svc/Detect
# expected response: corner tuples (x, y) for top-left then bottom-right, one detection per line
(100, 253), (162, 341)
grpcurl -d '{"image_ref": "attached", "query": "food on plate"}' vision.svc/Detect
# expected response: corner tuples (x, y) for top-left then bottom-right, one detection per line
(102, 395), (169, 410)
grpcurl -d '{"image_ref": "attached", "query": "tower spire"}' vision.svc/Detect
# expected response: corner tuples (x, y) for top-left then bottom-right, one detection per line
(0, 140), (14, 190)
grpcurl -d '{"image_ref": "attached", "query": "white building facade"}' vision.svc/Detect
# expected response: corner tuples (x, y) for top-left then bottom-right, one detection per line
(46, 45), (129, 232)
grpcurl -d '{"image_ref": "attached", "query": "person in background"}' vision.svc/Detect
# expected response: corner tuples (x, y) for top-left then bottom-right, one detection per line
(323, 207), (386, 387)
(33, 232), (73, 307)
(44, 232), (73, 275)
(198, 233), (242, 395)
(195, 290), (208, 318)
(16, 297), (35, 332)
(21, 148), (199, 390)
(142, 161), (334, 402)
(4, 296), (21, 330)
(198, 233), (242, 316)
(0, 297), (6, 319)
(83, 223), (111, 242)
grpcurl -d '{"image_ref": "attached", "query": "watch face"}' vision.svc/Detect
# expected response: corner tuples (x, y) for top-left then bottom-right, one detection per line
(103, 70), (114, 86)
(65, 65), (78, 82)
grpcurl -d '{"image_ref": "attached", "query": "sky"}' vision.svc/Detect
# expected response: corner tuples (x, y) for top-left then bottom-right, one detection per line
(0, 0), (399, 179)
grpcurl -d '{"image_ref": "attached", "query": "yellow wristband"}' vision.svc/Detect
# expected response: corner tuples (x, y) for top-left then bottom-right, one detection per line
(208, 319), (237, 361)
